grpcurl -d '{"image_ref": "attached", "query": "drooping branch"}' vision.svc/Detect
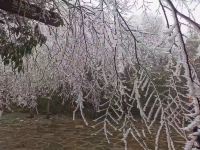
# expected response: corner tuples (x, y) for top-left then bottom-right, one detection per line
(115, 9), (140, 66)
(0, 0), (63, 27)
(159, 0), (169, 28)
(165, 0), (193, 83)
(162, 0), (200, 32)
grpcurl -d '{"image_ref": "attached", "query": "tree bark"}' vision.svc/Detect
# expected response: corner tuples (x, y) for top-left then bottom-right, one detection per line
(0, 0), (63, 27)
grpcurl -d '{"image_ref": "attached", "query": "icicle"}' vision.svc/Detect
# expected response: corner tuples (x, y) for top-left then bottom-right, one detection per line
(73, 91), (88, 126)
(122, 128), (131, 150)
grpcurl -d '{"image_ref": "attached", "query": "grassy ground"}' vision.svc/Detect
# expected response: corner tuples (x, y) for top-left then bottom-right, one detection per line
(0, 112), (184, 150)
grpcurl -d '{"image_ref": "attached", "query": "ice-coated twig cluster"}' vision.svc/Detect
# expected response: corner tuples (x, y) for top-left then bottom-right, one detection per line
(0, 0), (200, 149)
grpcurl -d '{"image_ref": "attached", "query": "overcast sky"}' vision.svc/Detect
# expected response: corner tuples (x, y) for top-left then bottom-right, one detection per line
(124, 0), (200, 33)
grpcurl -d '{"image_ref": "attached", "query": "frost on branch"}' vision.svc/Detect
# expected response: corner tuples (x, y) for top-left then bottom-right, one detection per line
(0, 0), (200, 149)
(73, 90), (88, 126)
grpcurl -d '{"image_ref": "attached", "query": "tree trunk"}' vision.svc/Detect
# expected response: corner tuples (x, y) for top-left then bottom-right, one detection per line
(0, 0), (63, 27)
(46, 98), (50, 119)
(0, 109), (3, 118)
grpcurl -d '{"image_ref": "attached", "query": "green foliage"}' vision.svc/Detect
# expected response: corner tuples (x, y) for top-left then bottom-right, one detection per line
(0, 24), (46, 72)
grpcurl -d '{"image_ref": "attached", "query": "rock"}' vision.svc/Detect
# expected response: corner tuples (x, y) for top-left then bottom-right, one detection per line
(27, 114), (34, 118)
(75, 125), (84, 129)
(44, 142), (63, 150)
